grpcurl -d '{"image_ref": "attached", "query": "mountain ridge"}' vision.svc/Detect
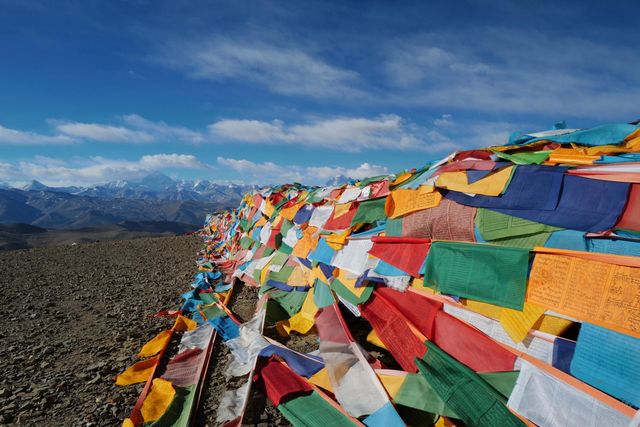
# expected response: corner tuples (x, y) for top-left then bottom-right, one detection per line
(1, 173), (256, 229)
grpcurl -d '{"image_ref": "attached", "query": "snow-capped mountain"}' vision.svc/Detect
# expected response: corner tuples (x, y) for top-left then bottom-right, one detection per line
(3, 173), (256, 229)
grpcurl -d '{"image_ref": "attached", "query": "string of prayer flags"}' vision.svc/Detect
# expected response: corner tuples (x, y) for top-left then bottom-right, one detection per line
(119, 121), (640, 427)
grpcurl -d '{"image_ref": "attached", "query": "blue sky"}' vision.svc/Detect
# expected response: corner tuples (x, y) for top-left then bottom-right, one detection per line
(0, 0), (639, 186)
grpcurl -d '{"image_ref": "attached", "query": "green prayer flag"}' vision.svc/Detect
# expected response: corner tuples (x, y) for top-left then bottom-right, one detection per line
(423, 241), (529, 310)
(198, 292), (219, 305)
(270, 289), (308, 317)
(263, 247), (276, 257)
(306, 189), (326, 204)
(385, 217), (404, 237)
(239, 236), (254, 249)
(492, 150), (552, 165)
(478, 371), (520, 399)
(279, 242), (294, 255)
(330, 278), (374, 305)
(278, 391), (357, 427)
(265, 299), (292, 322)
(358, 175), (389, 187)
(487, 232), (553, 249)
(148, 384), (196, 427)
(267, 266), (295, 283)
(417, 342), (526, 427)
(476, 208), (561, 241)
(270, 251), (291, 268)
(394, 373), (458, 418)
(280, 219), (294, 236)
(313, 279), (335, 308)
(201, 304), (225, 320)
(351, 198), (387, 225)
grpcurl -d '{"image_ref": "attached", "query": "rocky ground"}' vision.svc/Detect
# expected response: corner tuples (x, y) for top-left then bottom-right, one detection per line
(0, 234), (374, 427)
(0, 235), (204, 426)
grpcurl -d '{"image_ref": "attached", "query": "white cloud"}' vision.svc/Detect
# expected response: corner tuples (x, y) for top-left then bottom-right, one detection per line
(209, 114), (438, 152)
(54, 121), (156, 143)
(1, 154), (207, 187)
(153, 38), (362, 98)
(307, 162), (389, 180)
(0, 115), (207, 145)
(0, 124), (76, 145)
(122, 114), (205, 143)
(382, 29), (640, 119)
(216, 156), (389, 185)
(210, 119), (285, 142)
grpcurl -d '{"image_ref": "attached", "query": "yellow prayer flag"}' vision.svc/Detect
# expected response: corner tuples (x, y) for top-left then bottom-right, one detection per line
(534, 314), (573, 336)
(461, 299), (502, 319)
(254, 216), (268, 227)
(366, 329), (387, 349)
(336, 269), (368, 298)
(385, 185), (441, 218)
(172, 315), (197, 332)
(280, 202), (303, 221)
(392, 171), (414, 186)
(292, 226), (319, 259)
(140, 378), (176, 422)
(308, 265), (328, 286)
(286, 266), (309, 287)
(137, 330), (172, 358)
(333, 202), (353, 218)
(276, 287), (318, 336)
(547, 148), (600, 165)
(376, 372), (406, 399)
(259, 259), (273, 285)
(309, 368), (333, 392)
(499, 302), (546, 343)
(326, 228), (351, 250)
(263, 200), (275, 218)
(121, 418), (135, 427)
(435, 166), (514, 196)
(115, 356), (159, 386)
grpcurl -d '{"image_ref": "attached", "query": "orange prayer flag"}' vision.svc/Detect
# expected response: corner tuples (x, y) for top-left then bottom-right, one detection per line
(115, 355), (160, 386)
(385, 186), (442, 218)
(527, 253), (640, 338)
(140, 378), (176, 422)
(280, 202), (303, 221)
(392, 171), (413, 186)
(172, 315), (197, 332)
(533, 246), (640, 268)
(137, 330), (172, 358)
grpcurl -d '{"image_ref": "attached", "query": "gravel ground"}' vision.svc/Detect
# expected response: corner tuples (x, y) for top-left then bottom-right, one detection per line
(0, 235), (200, 426)
(0, 235), (330, 427)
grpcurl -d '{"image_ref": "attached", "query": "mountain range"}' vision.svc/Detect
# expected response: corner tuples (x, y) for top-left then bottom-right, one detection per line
(0, 172), (255, 229)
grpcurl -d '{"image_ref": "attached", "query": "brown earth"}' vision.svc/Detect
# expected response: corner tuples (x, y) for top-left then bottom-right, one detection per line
(0, 235), (225, 426)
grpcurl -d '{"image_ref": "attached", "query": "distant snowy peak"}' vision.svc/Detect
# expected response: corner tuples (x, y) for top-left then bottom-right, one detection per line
(22, 180), (48, 191)
(22, 180), (84, 194)
(15, 173), (256, 202)
(325, 174), (351, 186)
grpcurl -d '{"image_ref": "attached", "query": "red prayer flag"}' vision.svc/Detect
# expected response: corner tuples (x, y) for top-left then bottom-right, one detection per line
(361, 294), (427, 372)
(260, 359), (313, 406)
(376, 288), (442, 340)
(433, 311), (517, 372)
(368, 236), (431, 277)
(616, 183), (640, 231)
(323, 202), (359, 231)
